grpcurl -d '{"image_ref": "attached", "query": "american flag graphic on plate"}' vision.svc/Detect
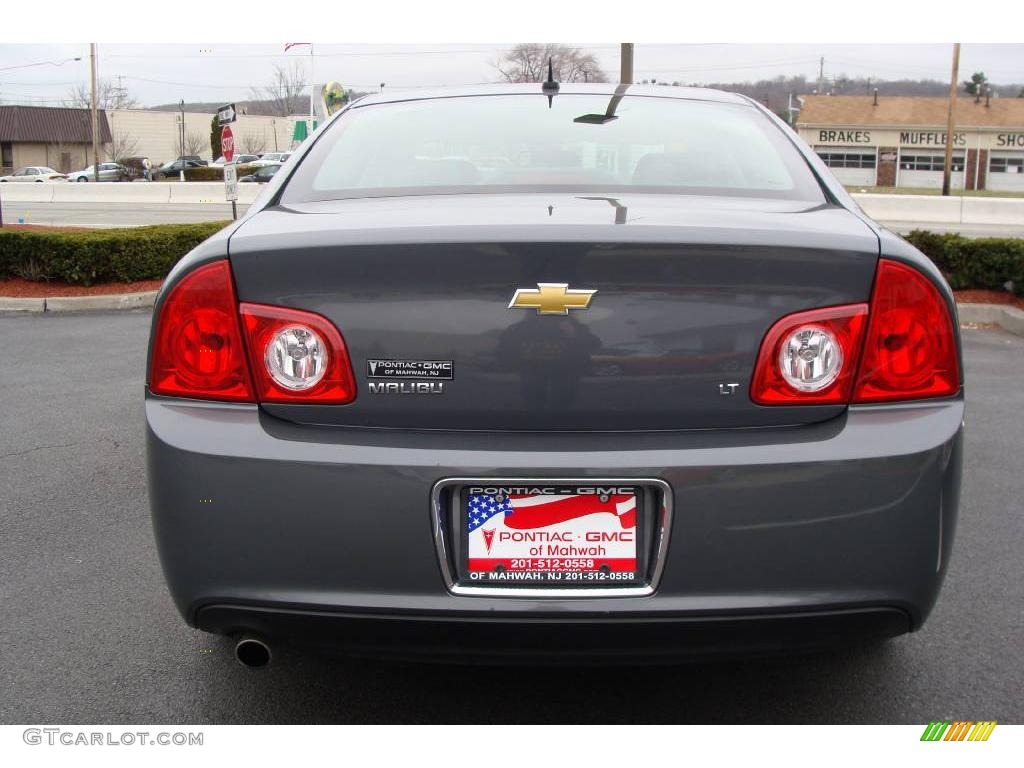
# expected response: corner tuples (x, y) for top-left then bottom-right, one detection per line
(465, 485), (639, 583)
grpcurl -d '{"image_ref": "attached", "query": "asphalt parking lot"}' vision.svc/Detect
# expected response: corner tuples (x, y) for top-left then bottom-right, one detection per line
(0, 310), (1020, 724)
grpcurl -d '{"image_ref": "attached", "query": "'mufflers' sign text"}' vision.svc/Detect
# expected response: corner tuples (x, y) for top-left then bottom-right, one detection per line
(899, 131), (966, 147)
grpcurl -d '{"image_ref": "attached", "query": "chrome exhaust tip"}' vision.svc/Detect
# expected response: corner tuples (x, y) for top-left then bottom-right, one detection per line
(234, 636), (272, 668)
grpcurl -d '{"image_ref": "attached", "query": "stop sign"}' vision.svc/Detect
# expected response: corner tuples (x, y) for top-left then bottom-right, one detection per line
(221, 125), (234, 163)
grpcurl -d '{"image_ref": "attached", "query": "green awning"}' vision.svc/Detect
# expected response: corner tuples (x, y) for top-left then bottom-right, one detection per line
(291, 119), (319, 143)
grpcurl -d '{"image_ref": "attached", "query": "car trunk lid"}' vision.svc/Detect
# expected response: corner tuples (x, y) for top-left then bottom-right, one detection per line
(229, 193), (879, 431)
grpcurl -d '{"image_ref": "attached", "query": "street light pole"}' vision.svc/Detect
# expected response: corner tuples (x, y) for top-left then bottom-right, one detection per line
(90, 43), (100, 182)
(308, 44), (315, 137)
(179, 100), (186, 182)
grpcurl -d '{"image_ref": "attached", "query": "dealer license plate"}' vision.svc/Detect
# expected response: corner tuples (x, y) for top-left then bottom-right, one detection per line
(463, 483), (639, 586)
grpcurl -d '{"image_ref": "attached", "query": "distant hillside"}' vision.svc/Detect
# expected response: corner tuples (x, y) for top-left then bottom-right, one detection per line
(148, 97), (305, 116)
(656, 76), (1024, 120)
(149, 93), (369, 115)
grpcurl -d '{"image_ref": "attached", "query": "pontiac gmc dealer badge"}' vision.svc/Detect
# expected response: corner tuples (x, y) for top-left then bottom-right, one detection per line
(464, 485), (638, 584)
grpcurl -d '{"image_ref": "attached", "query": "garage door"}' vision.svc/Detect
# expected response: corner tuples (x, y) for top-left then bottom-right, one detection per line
(815, 146), (877, 186)
(987, 152), (1024, 192)
(898, 150), (964, 190)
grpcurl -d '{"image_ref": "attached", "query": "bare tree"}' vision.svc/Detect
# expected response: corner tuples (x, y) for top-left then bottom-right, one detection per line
(238, 130), (267, 155)
(250, 61), (307, 117)
(64, 78), (139, 110)
(494, 44), (608, 84)
(106, 128), (139, 163)
(184, 130), (207, 157)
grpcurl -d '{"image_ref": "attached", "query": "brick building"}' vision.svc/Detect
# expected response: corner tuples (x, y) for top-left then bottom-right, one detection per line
(0, 105), (111, 175)
(796, 95), (1024, 192)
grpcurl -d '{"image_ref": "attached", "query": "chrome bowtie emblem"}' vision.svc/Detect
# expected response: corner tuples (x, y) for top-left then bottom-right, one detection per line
(508, 283), (597, 315)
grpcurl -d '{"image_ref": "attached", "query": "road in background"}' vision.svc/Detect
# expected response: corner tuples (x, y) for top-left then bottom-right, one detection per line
(3, 200), (1023, 237)
(0, 311), (1020, 724)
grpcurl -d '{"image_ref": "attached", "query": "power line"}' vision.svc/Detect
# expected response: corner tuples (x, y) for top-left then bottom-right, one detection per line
(0, 56), (83, 72)
(637, 58), (820, 76)
(0, 79), (78, 86)
(100, 47), (520, 61)
(826, 55), (1023, 81)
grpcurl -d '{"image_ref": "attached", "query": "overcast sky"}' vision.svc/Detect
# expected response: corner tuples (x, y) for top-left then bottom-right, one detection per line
(1, 43), (1022, 108)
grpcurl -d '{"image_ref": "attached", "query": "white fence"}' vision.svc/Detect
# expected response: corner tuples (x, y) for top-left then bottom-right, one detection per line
(851, 194), (1024, 227)
(0, 185), (1022, 226)
(0, 182), (264, 206)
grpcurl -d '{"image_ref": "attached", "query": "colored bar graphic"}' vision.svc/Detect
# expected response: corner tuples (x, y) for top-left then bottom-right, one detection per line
(920, 720), (996, 741)
(968, 722), (997, 741)
(944, 721), (972, 741)
(921, 722), (950, 741)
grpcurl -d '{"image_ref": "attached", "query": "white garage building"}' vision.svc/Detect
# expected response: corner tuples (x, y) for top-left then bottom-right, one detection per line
(796, 95), (1024, 192)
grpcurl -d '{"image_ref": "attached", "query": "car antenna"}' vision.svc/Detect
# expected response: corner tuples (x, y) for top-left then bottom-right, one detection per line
(541, 58), (559, 108)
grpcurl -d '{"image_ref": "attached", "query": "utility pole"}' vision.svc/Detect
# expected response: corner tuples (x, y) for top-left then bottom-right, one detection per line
(620, 44), (634, 85)
(817, 56), (824, 94)
(114, 74), (126, 109)
(90, 43), (100, 182)
(942, 43), (961, 197)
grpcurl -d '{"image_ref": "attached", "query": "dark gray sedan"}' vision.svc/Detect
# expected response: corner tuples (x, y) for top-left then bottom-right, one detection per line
(146, 84), (963, 667)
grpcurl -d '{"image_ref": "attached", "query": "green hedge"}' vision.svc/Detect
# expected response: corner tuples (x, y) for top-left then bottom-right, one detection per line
(904, 230), (1023, 296)
(180, 164), (259, 182)
(1, 223), (1021, 292)
(0, 221), (228, 285)
(182, 166), (223, 182)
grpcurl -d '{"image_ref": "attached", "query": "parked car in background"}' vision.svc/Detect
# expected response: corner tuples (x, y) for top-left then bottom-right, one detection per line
(209, 154), (260, 168)
(239, 163), (281, 183)
(0, 166), (66, 182)
(152, 159), (206, 179)
(251, 152), (292, 167)
(67, 163), (130, 182)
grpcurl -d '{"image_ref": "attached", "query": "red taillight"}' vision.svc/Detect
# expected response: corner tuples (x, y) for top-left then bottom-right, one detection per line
(150, 262), (356, 404)
(852, 259), (960, 403)
(751, 304), (869, 405)
(239, 303), (356, 404)
(149, 260), (255, 402)
(751, 259), (960, 406)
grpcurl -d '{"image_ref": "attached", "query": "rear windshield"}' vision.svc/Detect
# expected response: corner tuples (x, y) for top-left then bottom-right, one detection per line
(281, 93), (825, 203)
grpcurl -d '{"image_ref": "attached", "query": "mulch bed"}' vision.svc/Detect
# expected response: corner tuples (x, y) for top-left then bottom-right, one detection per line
(0, 264), (1020, 310)
(1, 223), (92, 233)
(0, 277), (163, 297)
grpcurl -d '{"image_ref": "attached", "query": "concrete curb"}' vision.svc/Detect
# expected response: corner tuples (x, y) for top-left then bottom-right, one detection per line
(0, 296), (46, 313)
(1, 294), (1021, 336)
(0, 291), (157, 314)
(957, 303), (1024, 335)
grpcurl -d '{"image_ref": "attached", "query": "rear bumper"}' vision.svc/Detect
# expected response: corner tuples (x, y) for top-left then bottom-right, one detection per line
(196, 603), (910, 662)
(146, 395), (963, 656)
